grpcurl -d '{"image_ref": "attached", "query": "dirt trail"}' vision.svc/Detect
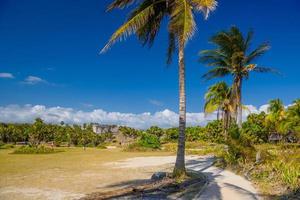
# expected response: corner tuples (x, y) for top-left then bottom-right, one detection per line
(109, 155), (261, 200)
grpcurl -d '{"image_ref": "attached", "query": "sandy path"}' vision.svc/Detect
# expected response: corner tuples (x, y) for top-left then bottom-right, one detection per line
(108, 155), (261, 200)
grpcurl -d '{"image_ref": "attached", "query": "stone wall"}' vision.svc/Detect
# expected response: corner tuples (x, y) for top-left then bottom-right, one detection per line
(92, 124), (119, 134)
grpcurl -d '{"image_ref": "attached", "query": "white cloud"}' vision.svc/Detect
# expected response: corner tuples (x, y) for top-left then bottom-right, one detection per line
(23, 76), (47, 85)
(0, 72), (14, 79)
(0, 104), (277, 129)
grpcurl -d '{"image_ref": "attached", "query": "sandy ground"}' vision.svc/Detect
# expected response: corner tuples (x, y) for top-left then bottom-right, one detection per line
(103, 155), (201, 168)
(0, 148), (173, 200)
(104, 155), (261, 200)
(0, 148), (260, 200)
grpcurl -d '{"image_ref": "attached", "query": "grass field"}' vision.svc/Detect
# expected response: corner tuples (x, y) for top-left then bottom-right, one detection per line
(0, 147), (173, 200)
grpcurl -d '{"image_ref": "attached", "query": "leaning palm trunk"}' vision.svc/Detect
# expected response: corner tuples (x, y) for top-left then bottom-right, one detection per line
(234, 76), (243, 128)
(174, 43), (186, 176)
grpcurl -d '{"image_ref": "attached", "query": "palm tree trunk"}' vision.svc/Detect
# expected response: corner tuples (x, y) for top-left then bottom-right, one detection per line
(173, 43), (186, 177)
(234, 77), (243, 128)
(223, 110), (229, 140)
(217, 107), (220, 120)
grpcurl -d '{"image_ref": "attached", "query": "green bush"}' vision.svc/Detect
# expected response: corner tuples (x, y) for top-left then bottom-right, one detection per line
(12, 146), (63, 154)
(163, 128), (179, 142)
(241, 112), (268, 144)
(138, 132), (161, 149)
(219, 139), (256, 166)
(146, 126), (164, 138)
(119, 126), (141, 138)
(205, 120), (224, 143)
(0, 143), (15, 149)
(186, 127), (207, 141)
(228, 123), (240, 140)
(125, 142), (159, 151)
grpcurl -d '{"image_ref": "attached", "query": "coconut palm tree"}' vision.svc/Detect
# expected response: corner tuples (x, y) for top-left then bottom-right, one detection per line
(101, 0), (217, 176)
(266, 99), (285, 134)
(204, 81), (235, 138)
(279, 99), (300, 135)
(199, 26), (277, 128)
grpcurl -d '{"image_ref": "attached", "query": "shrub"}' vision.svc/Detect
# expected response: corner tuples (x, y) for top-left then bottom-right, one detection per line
(12, 145), (63, 154)
(219, 139), (256, 166)
(0, 143), (15, 149)
(146, 126), (164, 138)
(124, 142), (158, 151)
(228, 123), (240, 140)
(205, 120), (224, 143)
(241, 113), (268, 145)
(119, 126), (140, 138)
(138, 132), (161, 149)
(186, 127), (207, 141)
(163, 128), (179, 142)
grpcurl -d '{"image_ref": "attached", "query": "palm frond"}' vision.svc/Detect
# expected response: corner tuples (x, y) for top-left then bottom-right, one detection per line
(136, 1), (167, 47)
(190, 0), (217, 19)
(199, 49), (231, 66)
(244, 29), (254, 51)
(101, 2), (156, 53)
(166, 32), (176, 64)
(106, 0), (137, 11)
(202, 66), (231, 80)
(245, 42), (270, 63)
(204, 101), (219, 113)
(169, 0), (195, 46)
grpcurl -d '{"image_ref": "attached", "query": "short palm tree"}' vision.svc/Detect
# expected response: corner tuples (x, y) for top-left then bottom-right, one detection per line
(101, 0), (217, 176)
(204, 81), (235, 138)
(279, 99), (300, 134)
(268, 99), (285, 115)
(267, 99), (285, 133)
(199, 26), (276, 128)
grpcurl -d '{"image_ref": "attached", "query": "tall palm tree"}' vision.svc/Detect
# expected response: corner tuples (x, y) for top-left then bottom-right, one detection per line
(204, 81), (235, 138)
(101, 0), (217, 176)
(199, 26), (276, 128)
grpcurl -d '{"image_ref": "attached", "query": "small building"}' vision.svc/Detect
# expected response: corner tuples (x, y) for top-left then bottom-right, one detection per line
(268, 133), (283, 143)
(91, 124), (119, 134)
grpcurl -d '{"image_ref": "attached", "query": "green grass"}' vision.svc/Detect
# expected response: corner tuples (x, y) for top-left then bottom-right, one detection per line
(0, 143), (15, 149)
(12, 145), (64, 154)
(251, 144), (300, 195)
(124, 142), (161, 152)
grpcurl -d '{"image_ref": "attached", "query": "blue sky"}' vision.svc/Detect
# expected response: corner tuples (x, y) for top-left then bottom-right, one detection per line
(0, 0), (299, 116)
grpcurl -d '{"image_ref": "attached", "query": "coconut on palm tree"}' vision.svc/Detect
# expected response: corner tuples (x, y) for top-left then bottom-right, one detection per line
(101, 0), (217, 176)
(200, 26), (277, 128)
(204, 81), (235, 138)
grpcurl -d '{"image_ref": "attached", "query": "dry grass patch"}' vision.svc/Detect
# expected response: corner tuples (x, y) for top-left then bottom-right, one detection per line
(0, 147), (173, 200)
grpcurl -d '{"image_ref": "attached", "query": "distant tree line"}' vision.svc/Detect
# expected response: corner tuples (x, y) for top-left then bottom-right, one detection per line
(0, 98), (299, 148)
(0, 119), (112, 147)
